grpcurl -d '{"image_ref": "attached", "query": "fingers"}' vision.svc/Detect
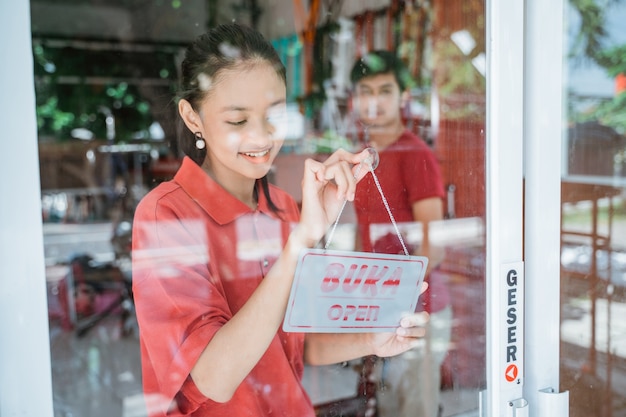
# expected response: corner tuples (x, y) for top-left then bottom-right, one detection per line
(303, 156), (356, 201)
(328, 161), (357, 200)
(299, 148), (375, 242)
(351, 148), (377, 182)
(324, 148), (374, 172)
(319, 148), (374, 199)
(400, 311), (430, 328)
(301, 159), (326, 201)
(396, 312), (430, 338)
(321, 148), (356, 166)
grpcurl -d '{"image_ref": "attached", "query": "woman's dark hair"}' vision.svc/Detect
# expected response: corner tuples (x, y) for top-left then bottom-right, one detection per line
(350, 50), (414, 91)
(177, 23), (286, 213)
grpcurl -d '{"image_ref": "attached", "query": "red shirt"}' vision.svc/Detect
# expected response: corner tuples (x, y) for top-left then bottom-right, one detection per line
(354, 130), (449, 313)
(132, 157), (314, 417)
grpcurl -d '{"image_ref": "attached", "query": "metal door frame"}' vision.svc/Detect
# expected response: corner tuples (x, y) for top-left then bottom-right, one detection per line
(484, 0), (569, 415)
(0, 2), (54, 417)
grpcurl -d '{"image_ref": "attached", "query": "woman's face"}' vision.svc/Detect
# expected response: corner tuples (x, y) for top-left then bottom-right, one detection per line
(196, 61), (287, 189)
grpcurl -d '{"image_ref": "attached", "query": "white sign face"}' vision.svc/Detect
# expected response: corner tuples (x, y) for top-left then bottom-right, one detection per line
(283, 248), (428, 333)
(500, 262), (524, 388)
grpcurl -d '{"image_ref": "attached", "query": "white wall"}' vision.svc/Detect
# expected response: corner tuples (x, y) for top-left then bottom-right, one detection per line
(0, 2), (54, 416)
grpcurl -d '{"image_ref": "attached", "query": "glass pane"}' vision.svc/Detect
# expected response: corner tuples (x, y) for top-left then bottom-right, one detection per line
(562, 2), (626, 416)
(35, 1), (486, 416)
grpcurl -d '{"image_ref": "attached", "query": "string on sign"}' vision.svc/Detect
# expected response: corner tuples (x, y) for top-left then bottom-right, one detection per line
(323, 148), (410, 257)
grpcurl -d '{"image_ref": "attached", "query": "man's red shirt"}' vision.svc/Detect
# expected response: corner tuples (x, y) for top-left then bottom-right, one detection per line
(354, 130), (449, 313)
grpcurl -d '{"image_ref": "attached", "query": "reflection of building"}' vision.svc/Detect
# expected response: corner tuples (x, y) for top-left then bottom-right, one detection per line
(568, 121), (626, 178)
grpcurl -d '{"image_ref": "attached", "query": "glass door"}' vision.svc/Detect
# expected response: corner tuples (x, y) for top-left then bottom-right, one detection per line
(560, 1), (626, 416)
(21, 0), (626, 416)
(7, 1), (490, 416)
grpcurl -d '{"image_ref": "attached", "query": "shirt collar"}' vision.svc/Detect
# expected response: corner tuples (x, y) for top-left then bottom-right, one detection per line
(173, 156), (274, 225)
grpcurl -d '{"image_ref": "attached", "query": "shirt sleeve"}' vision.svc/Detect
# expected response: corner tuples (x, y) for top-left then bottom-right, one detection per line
(132, 195), (230, 412)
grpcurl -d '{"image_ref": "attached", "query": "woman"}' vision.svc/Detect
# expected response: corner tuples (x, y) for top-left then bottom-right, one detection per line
(131, 23), (428, 417)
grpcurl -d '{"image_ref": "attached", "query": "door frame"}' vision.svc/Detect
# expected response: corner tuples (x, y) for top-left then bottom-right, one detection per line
(484, 0), (568, 415)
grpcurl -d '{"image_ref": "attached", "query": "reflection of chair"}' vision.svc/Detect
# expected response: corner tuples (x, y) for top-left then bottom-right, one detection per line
(57, 253), (134, 337)
(313, 356), (377, 417)
(560, 180), (621, 374)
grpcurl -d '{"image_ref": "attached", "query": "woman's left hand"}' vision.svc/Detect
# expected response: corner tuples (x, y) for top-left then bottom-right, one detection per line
(369, 311), (430, 357)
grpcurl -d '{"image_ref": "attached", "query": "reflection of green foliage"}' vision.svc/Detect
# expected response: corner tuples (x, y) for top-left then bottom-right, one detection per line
(314, 130), (356, 154)
(435, 41), (486, 120)
(569, 0), (610, 62)
(32, 41), (178, 141)
(35, 78), (154, 140)
(596, 45), (626, 76)
(568, 0), (626, 133)
(37, 97), (75, 132)
(298, 90), (325, 121)
(436, 43), (484, 96)
(575, 92), (626, 134)
(297, 22), (340, 120)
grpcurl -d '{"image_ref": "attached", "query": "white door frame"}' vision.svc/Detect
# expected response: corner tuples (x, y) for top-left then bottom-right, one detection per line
(0, 2), (54, 417)
(484, 0), (525, 414)
(484, 0), (569, 415)
(523, 0), (569, 415)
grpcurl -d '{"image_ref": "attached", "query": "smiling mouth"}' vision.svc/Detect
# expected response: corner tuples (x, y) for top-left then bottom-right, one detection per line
(242, 149), (270, 158)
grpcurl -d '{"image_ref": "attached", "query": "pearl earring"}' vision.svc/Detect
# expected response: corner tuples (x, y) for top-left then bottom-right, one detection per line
(194, 132), (206, 150)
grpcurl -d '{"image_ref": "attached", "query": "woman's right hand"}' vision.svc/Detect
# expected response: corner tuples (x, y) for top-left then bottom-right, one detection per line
(296, 148), (372, 247)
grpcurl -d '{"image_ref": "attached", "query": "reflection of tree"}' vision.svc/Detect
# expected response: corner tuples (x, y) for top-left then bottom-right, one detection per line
(31, 1), (272, 154)
(569, 0), (612, 62)
(430, 0), (486, 121)
(33, 40), (181, 148)
(569, 0), (626, 134)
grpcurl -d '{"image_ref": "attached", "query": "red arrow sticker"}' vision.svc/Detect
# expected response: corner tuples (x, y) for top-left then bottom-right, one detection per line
(505, 364), (518, 382)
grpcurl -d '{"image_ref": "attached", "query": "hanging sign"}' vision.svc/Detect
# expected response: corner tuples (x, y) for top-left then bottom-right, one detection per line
(283, 248), (428, 333)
